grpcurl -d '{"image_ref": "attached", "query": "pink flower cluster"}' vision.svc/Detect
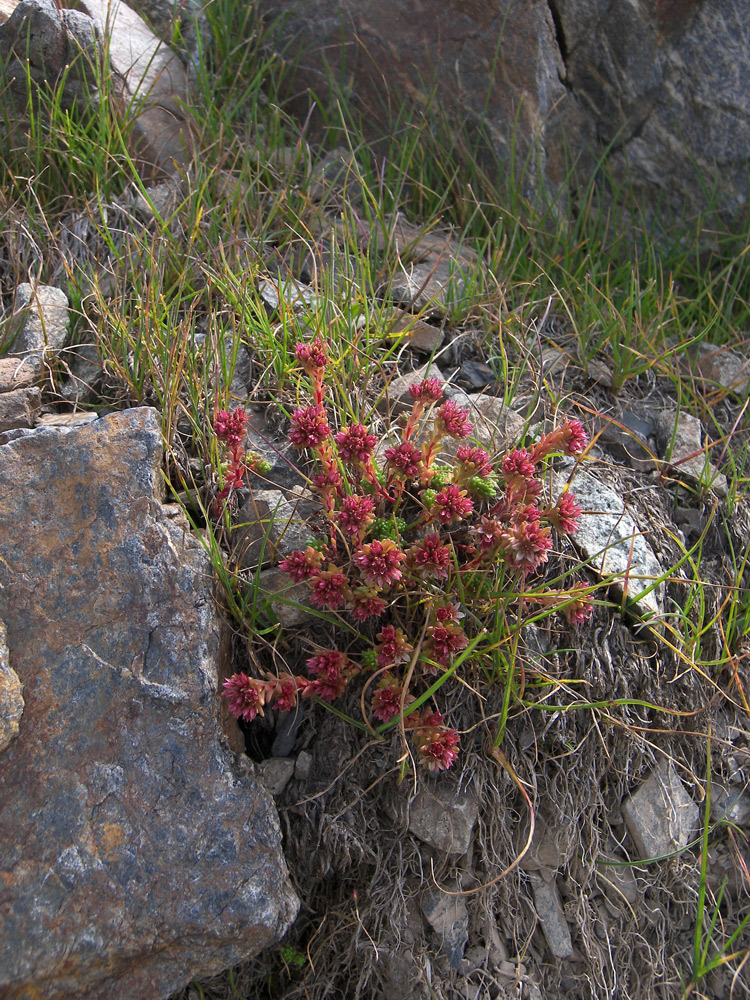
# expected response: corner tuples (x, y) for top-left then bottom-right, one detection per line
(219, 340), (595, 777)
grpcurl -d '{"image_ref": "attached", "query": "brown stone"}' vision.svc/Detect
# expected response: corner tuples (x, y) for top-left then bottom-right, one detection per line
(0, 408), (298, 1000)
(0, 386), (41, 432)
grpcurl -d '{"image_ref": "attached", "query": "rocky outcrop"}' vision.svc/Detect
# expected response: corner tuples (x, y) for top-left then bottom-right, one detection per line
(0, 408), (298, 1000)
(0, 0), (194, 179)
(257, 0), (750, 219)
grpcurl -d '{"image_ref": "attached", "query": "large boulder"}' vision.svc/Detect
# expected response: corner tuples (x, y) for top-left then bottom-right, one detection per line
(257, 0), (750, 219)
(0, 408), (298, 1000)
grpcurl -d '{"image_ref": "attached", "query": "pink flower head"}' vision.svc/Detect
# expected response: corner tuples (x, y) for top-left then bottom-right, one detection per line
(375, 625), (414, 668)
(278, 546), (324, 582)
(562, 419), (589, 455)
(349, 586), (387, 622)
(412, 726), (460, 772)
(563, 587), (594, 625)
(214, 407), (248, 447)
(435, 399), (472, 439)
(335, 423), (377, 463)
(474, 515), (504, 552)
(407, 532), (452, 579)
(309, 567), (350, 609)
(548, 492), (583, 534)
(295, 337), (327, 374)
(408, 378), (444, 402)
(312, 467), (344, 492)
(353, 539), (406, 589)
(371, 675), (414, 723)
(223, 672), (267, 722)
(502, 519), (553, 576)
(271, 673), (299, 713)
(427, 622), (469, 666)
(456, 444), (493, 477)
(338, 494), (376, 537)
(501, 448), (536, 481)
(432, 484), (474, 524)
(304, 649), (354, 701)
(288, 404), (331, 449)
(434, 601), (464, 623)
(384, 441), (422, 478)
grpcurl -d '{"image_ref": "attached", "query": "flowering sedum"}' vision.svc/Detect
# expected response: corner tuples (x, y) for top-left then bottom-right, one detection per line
(220, 342), (594, 774)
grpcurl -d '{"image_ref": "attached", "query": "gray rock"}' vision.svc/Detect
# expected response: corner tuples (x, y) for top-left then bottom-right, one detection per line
(258, 757), (296, 796)
(593, 410), (654, 471)
(59, 343), (102, 404)
(421, 886), (469, 969)
(256, 0), (750, 221)
(258, 276), (318, 313)
(0, 621), (23, 753)
(528, 874), (574, 960)
(257, 567), (314, 628)
(235, 489), (319, 570)
(465, 394), (526, 453)
(0, 407), (298, 1000)
(656, 409), (727, 496)
(294, 749), (314, 781)
(407, 782), (478, 856)
(0, 386), (41, 432)
(694, 342), (750, 398)
(0, 0), (101, 109)
(622, 760), (699, 860)
(10, 283), (70, 367)
(551, 467), (664, 619)
(386, 308), (444, 354)
(78, 0), (194, 180)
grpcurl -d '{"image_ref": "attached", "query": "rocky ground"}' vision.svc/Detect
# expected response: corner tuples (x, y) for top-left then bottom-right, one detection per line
(1, 2), (749, 999)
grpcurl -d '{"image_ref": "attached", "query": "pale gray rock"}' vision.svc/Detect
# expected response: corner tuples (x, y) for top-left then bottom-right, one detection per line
(465, 394), (526, 453)
(0, 621), (23, 753)
(11, 283), (70, 369)
(551, 467), (664, 619)
(235, 489), (319, 570)
(694, 342), (750, 398)
(529, 874), (574, 960)
(258, 757), (295, 796)
(78, 0), (194, 180)
(622, 760), (699, 860)
(294, 749), (314, 781)
(258, 276), (318, 313)
(407, 782), (478, 856)
(257, 567), (314, 628)
(421, 886), (469, 969)
(656, 409), (728, 496)
(0, 407), (298, 1000)
(380, 361), (444, 414)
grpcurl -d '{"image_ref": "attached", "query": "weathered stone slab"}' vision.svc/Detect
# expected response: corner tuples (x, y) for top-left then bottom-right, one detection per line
(622, 760), (699, 861)
(421, 885), (469, 969)
(406, 782), (478, 856)
(0, 407), (298, 1000)
(529, 874), (574, 960)
(551, 467), (663, 619)
(0, 385), (40, 432)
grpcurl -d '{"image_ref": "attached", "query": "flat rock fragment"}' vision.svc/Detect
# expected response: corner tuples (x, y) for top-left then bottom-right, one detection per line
(529, 874), (574, 960)
(552, 467), (664, 619)
(0, 407), (298, 1000)
(421, 887), (469, 969)
(622, 760), (699, 860)
(407, 782), (478, 856)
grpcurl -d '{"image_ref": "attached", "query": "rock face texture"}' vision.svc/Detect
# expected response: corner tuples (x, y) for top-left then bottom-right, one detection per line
(0, 408), (298, 1000)
(258, 0), (750, 218)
